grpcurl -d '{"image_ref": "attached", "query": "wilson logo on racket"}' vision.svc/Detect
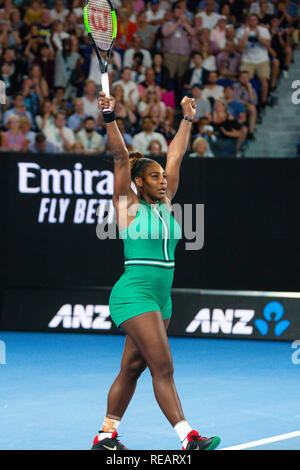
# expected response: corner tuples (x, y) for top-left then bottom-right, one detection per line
(91, 8), (109, 32)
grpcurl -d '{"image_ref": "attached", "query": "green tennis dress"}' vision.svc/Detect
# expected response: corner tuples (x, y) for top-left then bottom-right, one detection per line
(109, 199), (182, 327)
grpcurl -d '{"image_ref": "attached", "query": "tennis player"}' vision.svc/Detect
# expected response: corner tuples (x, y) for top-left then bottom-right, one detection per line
(91, 91), (221, 451)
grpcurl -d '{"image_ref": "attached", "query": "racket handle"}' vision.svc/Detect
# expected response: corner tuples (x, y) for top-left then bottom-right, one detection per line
(101, 72), (111, 113)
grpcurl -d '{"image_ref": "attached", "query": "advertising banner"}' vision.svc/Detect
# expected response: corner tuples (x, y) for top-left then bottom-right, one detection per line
(1, 288), (299, 341)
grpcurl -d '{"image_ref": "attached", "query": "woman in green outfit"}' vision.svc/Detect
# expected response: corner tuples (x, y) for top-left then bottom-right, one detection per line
(91, 92), (221, 451)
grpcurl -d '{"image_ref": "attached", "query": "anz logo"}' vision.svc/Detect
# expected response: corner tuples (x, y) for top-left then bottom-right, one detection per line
(185, 301), (290, 337)
(254, 301), (290, 337)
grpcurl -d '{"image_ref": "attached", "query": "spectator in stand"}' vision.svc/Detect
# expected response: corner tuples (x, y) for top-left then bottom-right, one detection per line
(28, 132), (59, 153)
(156, 113), (177, 145)
(152, 52), (171, 92)
(190, 84), (212, 122)
(81, 80), (100, 122)
(183, 52), (209, 92)
(0, 18), (22, 50)
(132, 115), (168, 154)
(249, 0), (275, 16)
(0, 47), (27, 83)
(36, 99), (56, 132)
(201, 71), (225, 103)
(195, 40), (217, 73)
(210, 16), (228, 54)
(32, 43), (55, 90)
(24, 23), (45, 64)
(123, 35), (152, 70)
(113, 67), (140, 108)
(234, 70), (258, 139)
(111, 83), (137, 130)
(162, 1), (196, 102)
(52, 86), (72, 115)
(9, 9), (29, 41)
(76, 116), (105, 154)
(138, 67), (161, 98)
(67, 98), (86, 133)
(137, 85), (166, 119)
(0, 62), (19, 101)
(210, 100), (242, 157)
(216, 39), (241, 80)
(54, 37), (81, 99)
(145, 0), (167, 34)
(115, 7), (137, 54)
(223, 83), (248, 152)
(22, 77), (42, 125)
(136, 11), (156, 50)
(3, 92), (33, 127)
(104, 117), (134, 152)
(50, 0), (70, 22)
(19, 116), (36, 149)
(50, 19), (70, 50)
(190, 136), (214, 157)
(195, 0), (222, 30)
(28, 63), (49, 101)
(193, 115), (217, 145)
(269, 15), (292, 80)
(219, 3), (236, 26)
(147, 139), (164, 157)
(24, 0), (43, 26)
(44, 110), (75, 152)
(37, 9), (53, 43)
(236, 13), (271, 108)
(1, 114), (27, 151)
(71, 140), (85, 154)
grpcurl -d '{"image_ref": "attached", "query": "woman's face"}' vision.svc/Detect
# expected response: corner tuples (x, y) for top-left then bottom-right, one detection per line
(196, 141), (207, 156)
(149, 142), (162, 156)
(113, 85), (124, 100)
(214, 101), (226, 113)
(153, 54), (162, 66)
(137, 162), (167, 200)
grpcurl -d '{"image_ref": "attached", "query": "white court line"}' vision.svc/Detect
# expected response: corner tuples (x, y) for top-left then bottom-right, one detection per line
(221, 430), (300, 450)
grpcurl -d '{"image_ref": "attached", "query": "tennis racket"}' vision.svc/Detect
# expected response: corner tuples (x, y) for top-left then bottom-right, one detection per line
(84, 0), (117, 111)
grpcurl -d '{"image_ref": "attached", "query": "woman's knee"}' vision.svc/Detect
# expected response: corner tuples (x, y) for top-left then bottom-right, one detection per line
(148, 357), (174, 380)
(121, 355), (147, 381)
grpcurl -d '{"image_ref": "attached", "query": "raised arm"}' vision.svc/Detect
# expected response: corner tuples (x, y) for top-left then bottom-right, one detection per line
(165, 97), (196, 201)
(98, 92), (137, 209)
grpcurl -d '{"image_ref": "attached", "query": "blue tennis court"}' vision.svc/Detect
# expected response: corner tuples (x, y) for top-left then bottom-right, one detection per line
(0, 331), (299, 450)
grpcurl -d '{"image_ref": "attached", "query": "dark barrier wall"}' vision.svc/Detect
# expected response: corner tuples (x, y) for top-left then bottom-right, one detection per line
(1, 287), (299, 341)
(1, 154), (300, 292)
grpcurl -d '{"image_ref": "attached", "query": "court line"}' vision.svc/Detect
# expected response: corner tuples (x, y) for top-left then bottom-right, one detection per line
(221, 430), (300, 450)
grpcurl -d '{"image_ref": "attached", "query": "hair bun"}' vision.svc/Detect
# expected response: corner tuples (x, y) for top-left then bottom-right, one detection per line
(129, 151), (145, 171)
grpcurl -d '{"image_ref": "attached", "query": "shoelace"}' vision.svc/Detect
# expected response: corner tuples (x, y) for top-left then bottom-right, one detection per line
(188, 431), (207, 442)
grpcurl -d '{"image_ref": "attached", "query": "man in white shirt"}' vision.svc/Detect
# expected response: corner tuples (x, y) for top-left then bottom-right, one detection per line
(132, 116), (168, 154)
(81, 80), (99, 121)
(123, 35), (152, 70)
(44, 111), (75, 152)
(76, 116), (105, 153)
(113, 67), (140, 107)
(201, 71), (225, 101)
(145, 0), (166, 33)
(195, 0), (221, 30)
(236, 13), (271, 106)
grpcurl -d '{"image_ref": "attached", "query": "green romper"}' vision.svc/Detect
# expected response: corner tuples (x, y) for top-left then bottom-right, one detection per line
(109, 199), (182, 327)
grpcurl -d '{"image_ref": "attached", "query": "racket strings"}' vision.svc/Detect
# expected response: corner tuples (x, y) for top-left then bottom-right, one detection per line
(87, 0), (114, 51)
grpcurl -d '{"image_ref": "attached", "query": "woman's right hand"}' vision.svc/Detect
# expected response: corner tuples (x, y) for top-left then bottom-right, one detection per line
(98, 91), (115, 112)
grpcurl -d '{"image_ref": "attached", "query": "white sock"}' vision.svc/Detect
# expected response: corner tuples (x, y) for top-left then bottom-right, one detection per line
(174, 420), (193, 449)
(98, 417), (121, 440)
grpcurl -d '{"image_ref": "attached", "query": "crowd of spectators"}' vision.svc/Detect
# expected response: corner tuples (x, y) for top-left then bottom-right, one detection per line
(0, 0), (299, 158)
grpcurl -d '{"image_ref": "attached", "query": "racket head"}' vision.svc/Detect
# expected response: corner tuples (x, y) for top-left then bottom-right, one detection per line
(84, 0), (117, 53)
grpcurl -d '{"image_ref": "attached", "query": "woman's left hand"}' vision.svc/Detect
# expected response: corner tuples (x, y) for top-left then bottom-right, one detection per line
(180, 96), (196, 119)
